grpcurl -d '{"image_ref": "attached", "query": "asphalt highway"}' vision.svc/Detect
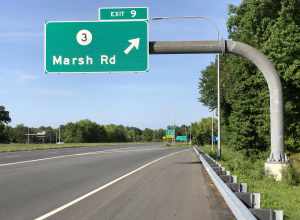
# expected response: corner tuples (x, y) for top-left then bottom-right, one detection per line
(0, 143), (162, 164)
(0, 143), (234, 220)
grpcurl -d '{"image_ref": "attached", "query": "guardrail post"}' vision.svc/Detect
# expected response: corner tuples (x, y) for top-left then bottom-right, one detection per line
(274, 210), (284, 220)
(240, 183), (248, 192)
(252, 193), (261, 209)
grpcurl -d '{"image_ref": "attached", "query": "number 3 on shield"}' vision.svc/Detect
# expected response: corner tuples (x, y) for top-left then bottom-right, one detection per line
(76, 29), (92, 46)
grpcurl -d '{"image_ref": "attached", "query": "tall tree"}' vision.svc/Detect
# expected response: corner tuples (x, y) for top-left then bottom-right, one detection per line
(9, 124), (28, 143)
(0, 106), (11, 124)
(62, 120), (107, 143)
(191, 118), (217, 146)
(198, 0), (300, 152)
(0, 106), (11, 143)
(142, 128), (154, 142)
(198, 61), (218, 110)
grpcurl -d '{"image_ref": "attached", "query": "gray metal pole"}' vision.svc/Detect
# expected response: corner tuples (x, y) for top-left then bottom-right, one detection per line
(189, 125), (192, 145)
(211, 110), (214, 151)
(173, 124), (175, 144)
(185, 126), (188, 144)
(217, 54), (221, 159)
(150, 41), (225, 54)
(151, 16), (222, 157)
(58, 126), (61, 143)
(27, 127), (30, 144)
(226, 41), (285, 162)
(150, 40), (285, 162)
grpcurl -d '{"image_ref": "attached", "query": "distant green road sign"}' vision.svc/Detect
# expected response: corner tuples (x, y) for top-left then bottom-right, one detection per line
(166, 129), (175, 137)
(99, 7), (148, 21)
(176, 135), (188, 142)
(45, 21), (149, 73)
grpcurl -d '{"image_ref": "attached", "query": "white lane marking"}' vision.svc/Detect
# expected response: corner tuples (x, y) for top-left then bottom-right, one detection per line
(0, 146), (171, 167)
(34, 149), (189, 220)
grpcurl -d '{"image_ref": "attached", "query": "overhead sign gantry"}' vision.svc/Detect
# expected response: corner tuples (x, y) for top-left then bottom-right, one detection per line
(44, 7), (287, 180)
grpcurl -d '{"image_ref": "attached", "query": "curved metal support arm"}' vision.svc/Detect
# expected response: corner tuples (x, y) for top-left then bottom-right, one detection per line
(150, 40), (225, 54)
(226, 41), (285, 162)
(149, 40), (285, 162)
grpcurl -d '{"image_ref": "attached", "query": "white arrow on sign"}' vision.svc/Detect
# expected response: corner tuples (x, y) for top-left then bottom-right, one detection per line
(124, 38), (140, 55)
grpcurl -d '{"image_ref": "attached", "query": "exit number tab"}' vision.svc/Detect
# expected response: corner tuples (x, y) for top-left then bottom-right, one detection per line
(99, 7), (148, 21)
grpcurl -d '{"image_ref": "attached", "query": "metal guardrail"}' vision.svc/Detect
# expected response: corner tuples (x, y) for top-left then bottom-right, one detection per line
(193, 147), (284, 220)
(193, 147), (257, 220)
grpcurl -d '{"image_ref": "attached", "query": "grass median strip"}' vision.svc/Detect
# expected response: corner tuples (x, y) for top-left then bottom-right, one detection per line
(0, 142), (189, 153)
(0, 142), (148, 153)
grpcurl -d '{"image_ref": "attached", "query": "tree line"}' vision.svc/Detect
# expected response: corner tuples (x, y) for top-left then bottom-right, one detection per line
(198, 0), (300, 153)
(0, 110), (166, 144)
(4, 1), (298, 149)
(0, 105), (208, 144)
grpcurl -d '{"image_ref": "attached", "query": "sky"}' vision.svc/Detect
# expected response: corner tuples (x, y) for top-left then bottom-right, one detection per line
(0, 0), (241, 129)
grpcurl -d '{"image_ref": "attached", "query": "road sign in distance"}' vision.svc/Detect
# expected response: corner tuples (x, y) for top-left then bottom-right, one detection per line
(176, 136), (188, 142)
(166, 129), (175, 137)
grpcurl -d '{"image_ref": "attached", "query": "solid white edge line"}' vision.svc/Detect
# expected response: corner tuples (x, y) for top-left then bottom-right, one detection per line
(0, 146), (172, 167)
(34, 148), (189, 220)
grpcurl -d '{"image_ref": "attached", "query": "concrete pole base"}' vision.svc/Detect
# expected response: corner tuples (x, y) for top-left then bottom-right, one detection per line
(264, 162), (289, 181)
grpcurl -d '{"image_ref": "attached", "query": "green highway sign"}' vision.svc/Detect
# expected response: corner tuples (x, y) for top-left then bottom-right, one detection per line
(99, 7), (148, 21)
(166, 129), (175, 137)
(44, 21), (149, 73)
(176, 135), (188, 142)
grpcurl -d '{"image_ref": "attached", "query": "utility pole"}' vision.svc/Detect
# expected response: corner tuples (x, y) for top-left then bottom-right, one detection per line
(152, 16), (222, 158)
(173, 123), (176, 145)
(189, 124), (192, 145)
(211, 110), (214, 151)
(58, 125), (61, 143)
(217, 54), (221, 159)
(185, 126), (188, 144)
(27, 127), (30, 144)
